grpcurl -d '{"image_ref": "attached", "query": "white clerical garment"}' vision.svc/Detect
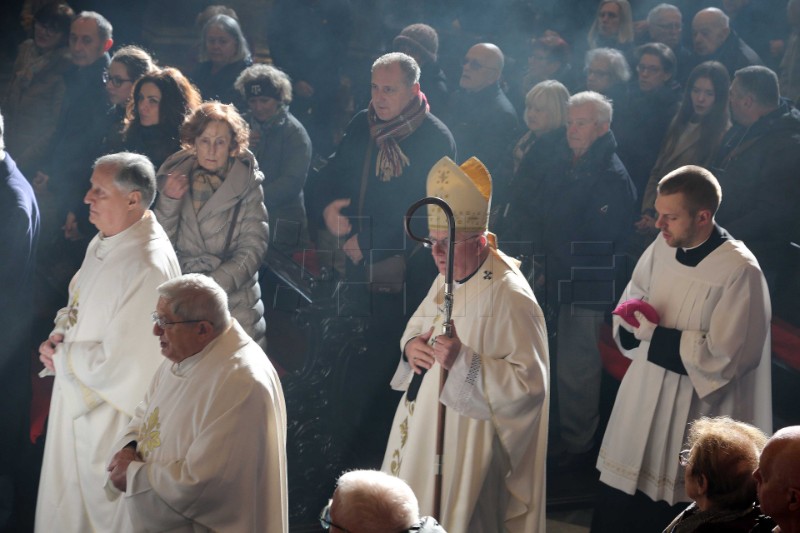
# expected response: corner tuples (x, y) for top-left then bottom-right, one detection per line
(381, 249), (550, 533)
(107, 320), (288, 533)
(598, 229), (772, 505)
(35, 211), (181, 532)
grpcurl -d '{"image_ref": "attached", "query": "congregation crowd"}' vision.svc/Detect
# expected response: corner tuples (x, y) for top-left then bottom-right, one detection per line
(1, 0), (800, 531)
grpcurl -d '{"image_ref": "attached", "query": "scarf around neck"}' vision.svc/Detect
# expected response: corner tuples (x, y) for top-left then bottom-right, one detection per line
(190, 157), (233, 213)
(367, 91), (429, 182)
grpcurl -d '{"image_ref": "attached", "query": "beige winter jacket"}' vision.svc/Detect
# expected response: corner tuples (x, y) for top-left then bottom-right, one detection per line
(155, 149), (269, 348)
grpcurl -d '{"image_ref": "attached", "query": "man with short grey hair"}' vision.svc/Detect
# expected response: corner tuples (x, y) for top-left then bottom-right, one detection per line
(324, 470), (445, 533)
(35, 152), (181, 533)
(313, 51), (455, 469)
(691, 7), (762, 76)
(106, 273), (288, 533)
(647, 4), (693, 83)
(504, 91), (635, 471)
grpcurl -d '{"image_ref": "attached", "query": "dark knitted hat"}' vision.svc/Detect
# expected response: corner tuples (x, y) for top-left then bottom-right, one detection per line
(393, 23), (438, 64)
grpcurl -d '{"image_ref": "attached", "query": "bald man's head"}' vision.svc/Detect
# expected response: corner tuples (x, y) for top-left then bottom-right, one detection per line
(460, 43), (504, 92)
(693, 8), (730, 56)
(754, 426), (800, 530)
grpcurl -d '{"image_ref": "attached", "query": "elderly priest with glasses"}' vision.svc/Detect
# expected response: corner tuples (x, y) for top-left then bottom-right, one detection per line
(105, 273), (288, 532)
(381, 156), (550, 533)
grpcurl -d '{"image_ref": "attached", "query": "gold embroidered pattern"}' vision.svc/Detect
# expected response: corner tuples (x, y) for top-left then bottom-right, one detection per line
(66, 291), (79, 330)
(390, 395), (418, 475)
(138, 407), (162, 458)
(391, 449), (402, 475)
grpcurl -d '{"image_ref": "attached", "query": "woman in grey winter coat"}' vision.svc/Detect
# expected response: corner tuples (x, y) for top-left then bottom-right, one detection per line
(155, 101), (269, 347)
(234, 63), (312, 255)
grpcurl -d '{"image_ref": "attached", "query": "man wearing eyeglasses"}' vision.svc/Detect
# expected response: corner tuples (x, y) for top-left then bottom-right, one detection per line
(645, 4), (693, 84)
(34, 152), (180, 533)
(382, 156), (549, 532)
(442, 43), (518, 193)
(106, 274), (288, 533)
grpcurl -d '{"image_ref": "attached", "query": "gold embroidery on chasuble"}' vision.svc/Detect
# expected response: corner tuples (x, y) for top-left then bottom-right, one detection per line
(66, 290), (79, 329)
(138, 407), (162, 458)
(390, 309), (444, 475)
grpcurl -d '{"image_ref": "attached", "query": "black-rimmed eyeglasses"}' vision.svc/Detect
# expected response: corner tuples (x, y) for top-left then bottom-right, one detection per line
(103, 70), (132, 88)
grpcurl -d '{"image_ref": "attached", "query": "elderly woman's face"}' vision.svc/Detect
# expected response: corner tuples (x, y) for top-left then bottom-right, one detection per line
(205, 25), (237, 67)
(247, 95), (280, 123)
(194, 120), (233, 173)
(525, 100), (553, 135)
(586, 57), (615, 93)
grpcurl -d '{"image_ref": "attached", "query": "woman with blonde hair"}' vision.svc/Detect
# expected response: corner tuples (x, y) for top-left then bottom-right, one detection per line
(497, 80), (570, 266)
(664, 416), (768, 533)
(588, 0), (635, 53)
(155, 101), (268, 347)
(513, 80), (570, 174)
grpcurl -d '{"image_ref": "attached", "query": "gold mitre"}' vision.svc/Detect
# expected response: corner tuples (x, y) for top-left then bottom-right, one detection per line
(426, 156), (492, 233)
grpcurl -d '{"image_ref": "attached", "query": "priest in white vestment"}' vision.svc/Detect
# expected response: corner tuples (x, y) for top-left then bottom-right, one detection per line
(106, 274), (288, 533)
(592, 165), (772, 532)
(35, 153), (181, 533)
(381, 156), (550, 533)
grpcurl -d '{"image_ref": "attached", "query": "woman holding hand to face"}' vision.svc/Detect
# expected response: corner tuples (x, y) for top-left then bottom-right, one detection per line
(155, 102), (268, 348)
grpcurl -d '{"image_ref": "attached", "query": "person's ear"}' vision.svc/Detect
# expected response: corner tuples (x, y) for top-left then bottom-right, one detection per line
(696, 208), (712, 225)
(788, 486), (800, 511)
(103, 38), (113, 53)
(128, 190), (141, 209)
(695, 473), (709, 496)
